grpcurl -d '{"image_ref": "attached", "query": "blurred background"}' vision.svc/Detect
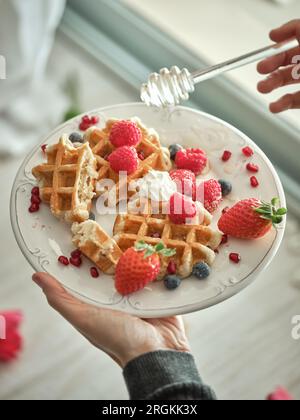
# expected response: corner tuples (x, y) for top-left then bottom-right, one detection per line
(0, 0), (300, 400)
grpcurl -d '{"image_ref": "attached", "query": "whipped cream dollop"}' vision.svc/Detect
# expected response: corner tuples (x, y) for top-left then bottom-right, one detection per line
(132, 170), (177, 202)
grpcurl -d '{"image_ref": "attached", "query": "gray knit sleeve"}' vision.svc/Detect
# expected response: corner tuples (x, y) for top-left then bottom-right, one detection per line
(123, 350), (217, 400)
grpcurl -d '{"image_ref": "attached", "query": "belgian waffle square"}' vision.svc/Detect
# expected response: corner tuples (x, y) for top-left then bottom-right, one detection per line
(72, 221), (123, 274)
(84, 117), (172, 202)
(113, 213), (222, 279)
(32, 135), (97, 223)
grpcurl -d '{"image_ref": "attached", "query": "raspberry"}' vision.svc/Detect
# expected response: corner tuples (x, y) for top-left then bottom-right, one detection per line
(90, 267), (100, 278)
(58, 256), (69, 266)
(242, 146), (254, 157)
(198, 179), (222, 213)
(168, 192), (197, 224)
(170, 169), (196, 199)
(250, 176), (259, 188)
(246, 163), (259, 173)
(108, 146), (138, 175)
(109, 120), (141, 148)
(167, 260), (177, 274)
(221, 150), (232, 162)
(41, 144), (47, 153)
(229, 253), (241, 263)
(175, 148), (208, 175)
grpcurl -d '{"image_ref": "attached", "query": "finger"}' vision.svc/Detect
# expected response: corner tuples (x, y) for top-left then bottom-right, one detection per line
(32, 272), (136, 339)
(270, 91), (300, 113)
(270, 19), (300, 43)
(257, 65), (299, 94)
(257, 46), (300, 74)
(32, 272), (89, 326)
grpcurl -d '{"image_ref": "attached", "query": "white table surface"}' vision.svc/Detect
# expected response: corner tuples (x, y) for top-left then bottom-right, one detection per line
(0, 32), (300, 400)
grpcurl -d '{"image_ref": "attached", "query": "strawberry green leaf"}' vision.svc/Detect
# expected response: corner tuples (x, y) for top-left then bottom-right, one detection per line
(271, 197), (280, 206)
(276, 208), (287, 215)
(159, 248), (176, 257)
(155, 243), (165, 252)
(144, 249), (155, 258)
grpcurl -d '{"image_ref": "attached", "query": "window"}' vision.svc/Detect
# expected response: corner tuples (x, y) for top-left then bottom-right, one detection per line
(62, 0), (300, 213)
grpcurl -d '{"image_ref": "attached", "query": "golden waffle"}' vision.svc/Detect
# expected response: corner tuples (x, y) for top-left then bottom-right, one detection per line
(72, 221), (123, 274)
(113, 213), (222, 279)
(127, 196), (212, 226)
(32, 135), (97, 223)
(84, 117), (172, 202)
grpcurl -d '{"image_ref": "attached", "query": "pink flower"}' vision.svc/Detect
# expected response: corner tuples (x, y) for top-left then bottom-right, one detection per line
(0, 311), (23, 362)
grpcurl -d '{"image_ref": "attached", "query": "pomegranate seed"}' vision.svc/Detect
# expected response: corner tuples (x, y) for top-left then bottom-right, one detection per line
(79, 122), (89, 131)
(229, 253), (241, 263)
(90, 116), (99, 124)
(58, 256), (69, 266)
(246, 162), (259, 173)
(31, 187), (40, 196)
(222, 206), (230, 214)
(221, 150), (232, 162)
(31, 195), (41, 205)
(250, 176), (259, 188)
(71, 249), (82, 259)
(82, 115), (90, 123)
(70, 256), (82, 267)
(138, 151), (145, 161)
(242, 146), (254, 157)
(221, 234), (228, 245)
(41, 144), (47, 153)
(29, 203), (39, 213)
(90, 267), (99, 278)
(167, 260), (177, 274)
(151, 232), (161, 238)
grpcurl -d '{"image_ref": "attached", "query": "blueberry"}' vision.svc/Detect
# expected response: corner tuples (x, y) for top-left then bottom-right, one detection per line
(168, 144), (183, 160)
(89, 212), (96, 221)
(192, 262), (211, 279)
(218, 179), (232, 197)
(164, 275), (181, 290)
(69, 132), (83, 143)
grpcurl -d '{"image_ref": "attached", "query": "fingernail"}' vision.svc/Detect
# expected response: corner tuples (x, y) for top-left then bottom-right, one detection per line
(32, 273), (43, 287)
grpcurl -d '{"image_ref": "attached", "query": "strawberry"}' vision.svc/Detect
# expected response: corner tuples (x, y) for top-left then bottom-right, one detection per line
(168, 192), (197, 224)
(196, 179), (222, 213)
(108, 146), (138, 174)
(218, 197), (287, 239)
(115, 242), (176, 295)
(175, 148), (208, 175)
(109, 120), (142, 148)
(170, 169), (196, 199)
